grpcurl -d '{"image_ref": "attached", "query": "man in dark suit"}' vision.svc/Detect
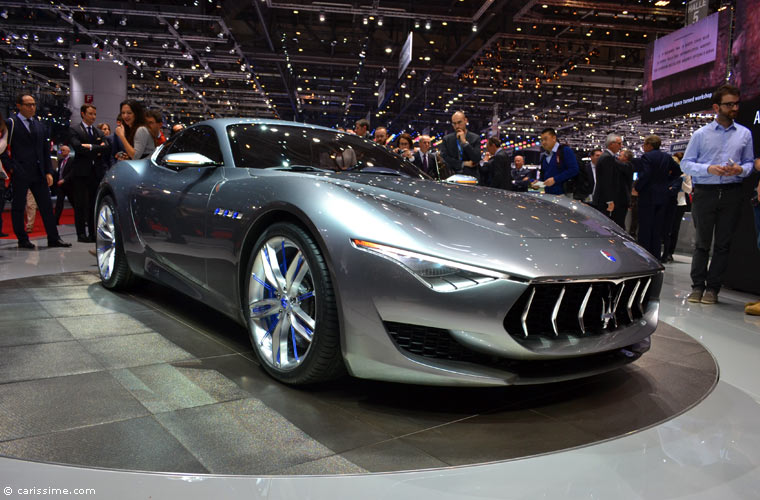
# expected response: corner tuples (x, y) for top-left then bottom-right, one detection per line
(439, 111), (481, 180)
(634, 135), (682, 259)
(592, 134), (624, 225)
(573, 150), (598, 202)
(481, 137), (512, 189)
(412, 135), (450, 180)
(1, 93), (70, 249)
(68, 104), (110, 242)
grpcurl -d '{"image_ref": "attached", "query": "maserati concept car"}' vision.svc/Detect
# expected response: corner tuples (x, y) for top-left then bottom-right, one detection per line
(95, 119), (663, 386)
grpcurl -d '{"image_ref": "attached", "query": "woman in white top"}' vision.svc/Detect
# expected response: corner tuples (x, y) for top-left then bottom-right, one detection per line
(114, 100), (155, 161)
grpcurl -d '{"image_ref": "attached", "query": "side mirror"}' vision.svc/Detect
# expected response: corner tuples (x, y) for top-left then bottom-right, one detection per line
(161, 152), (220, 170)
(445, 174), (479, 185)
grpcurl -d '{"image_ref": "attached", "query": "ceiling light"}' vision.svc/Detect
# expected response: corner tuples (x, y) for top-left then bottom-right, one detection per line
(425, 20), (431, 30)
(472, 23), (478, 32)
(363, 16), (368, 25)
(385, 47), (392, 54)
(319, 11), (325, 22)
(377, 16), (383, 26)
(414, 19), (420, 28)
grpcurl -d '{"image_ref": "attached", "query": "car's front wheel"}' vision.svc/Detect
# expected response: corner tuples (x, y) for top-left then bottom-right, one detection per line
(96, 196), (136, 290)
(245, 223), (343, 385)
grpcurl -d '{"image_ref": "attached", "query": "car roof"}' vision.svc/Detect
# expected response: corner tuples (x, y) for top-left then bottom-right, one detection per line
(194, 118), (338, 134)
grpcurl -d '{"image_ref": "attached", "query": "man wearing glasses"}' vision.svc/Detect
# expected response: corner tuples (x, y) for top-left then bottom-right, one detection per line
(1, 93), (71, 249)
(681, 84), (754, 304)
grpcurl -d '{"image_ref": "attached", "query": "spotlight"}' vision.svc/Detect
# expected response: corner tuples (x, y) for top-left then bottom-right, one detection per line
(377, 16), (383, 27)
(414, 19), (420, 29)
(0, 10), (7, 19)
(472, 23), (478, 32)
(119, 16), (127, 26)
(96, 16), (104, 25)
(363, 16), (368, 25)
(173, 19), (179, 30)
(425, 20), (431, 30)
(319, 10), (325, 22)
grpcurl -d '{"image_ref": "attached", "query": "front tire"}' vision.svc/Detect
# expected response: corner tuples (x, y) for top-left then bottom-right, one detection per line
(96, 196), (136, 290)
(245, 223), (343, 385)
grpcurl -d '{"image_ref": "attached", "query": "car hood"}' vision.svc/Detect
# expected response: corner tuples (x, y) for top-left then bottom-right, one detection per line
(315, 172), (626, 240)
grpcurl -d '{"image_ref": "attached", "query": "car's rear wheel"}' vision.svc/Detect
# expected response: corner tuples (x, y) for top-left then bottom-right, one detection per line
(245, 223), (343, 384)
(96, 196), (136, 290)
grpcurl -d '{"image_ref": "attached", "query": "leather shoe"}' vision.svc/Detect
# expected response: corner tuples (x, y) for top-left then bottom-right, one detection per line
(47, 239), (72, 248)
(77, 235), (95, 243)
(17, 240), (36, 249)
(746, 301), (760, 316)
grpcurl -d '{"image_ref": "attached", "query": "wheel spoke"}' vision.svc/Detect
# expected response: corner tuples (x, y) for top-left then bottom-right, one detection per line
(284, 251), (303, 290)
(271, 312), (291, 367)
(260, 244), (286, 291)
(288, 262), (309, 298)
(291, 304), (316, 331)
(289, 310), (314, 341)
(249, 298), (282, 319)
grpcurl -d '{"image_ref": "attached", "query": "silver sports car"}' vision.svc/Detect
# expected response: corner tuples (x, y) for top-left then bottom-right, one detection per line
(95, 119), (662, 386)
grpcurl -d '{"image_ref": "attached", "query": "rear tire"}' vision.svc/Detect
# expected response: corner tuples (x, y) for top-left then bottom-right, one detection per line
(96, 196), (137, 290)
(244, 223), (344, 385)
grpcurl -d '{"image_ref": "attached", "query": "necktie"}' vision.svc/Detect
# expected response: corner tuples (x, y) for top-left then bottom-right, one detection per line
(87, 126), (94, 139)
(422, 153), (428, 171)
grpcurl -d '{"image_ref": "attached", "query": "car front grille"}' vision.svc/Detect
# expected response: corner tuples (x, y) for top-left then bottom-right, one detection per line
(504, 275), (656, 341)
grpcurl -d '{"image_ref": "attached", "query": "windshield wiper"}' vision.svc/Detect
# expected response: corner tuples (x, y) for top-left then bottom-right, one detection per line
(269, 165), (332, 172)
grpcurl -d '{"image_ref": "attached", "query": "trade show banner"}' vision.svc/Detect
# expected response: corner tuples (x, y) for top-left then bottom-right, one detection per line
(641, 10), (731, 122)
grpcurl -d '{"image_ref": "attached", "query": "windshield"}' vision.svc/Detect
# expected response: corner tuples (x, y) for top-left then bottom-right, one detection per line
(227, 123), (429, 179)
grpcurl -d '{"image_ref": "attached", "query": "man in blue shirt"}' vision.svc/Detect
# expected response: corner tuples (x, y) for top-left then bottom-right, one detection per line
(535, 127), (579, 196)
(681, 84), (754, 304)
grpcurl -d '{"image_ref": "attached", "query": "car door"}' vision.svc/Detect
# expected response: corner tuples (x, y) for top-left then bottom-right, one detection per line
(131, 125), (225, 290)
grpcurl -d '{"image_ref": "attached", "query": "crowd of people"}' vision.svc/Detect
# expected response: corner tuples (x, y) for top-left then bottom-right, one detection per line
(1, 84), (759, 314)
(0, 95), (184, 248)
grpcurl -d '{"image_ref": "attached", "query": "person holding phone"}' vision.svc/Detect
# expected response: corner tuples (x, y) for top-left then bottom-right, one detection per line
(113, 100), (155, 161)
(680, 84), (754, 305)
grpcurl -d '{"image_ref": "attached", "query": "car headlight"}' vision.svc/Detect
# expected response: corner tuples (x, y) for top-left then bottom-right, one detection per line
(351, 239), (512, 292)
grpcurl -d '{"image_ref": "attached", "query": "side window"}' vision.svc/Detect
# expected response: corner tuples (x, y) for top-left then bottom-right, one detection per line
(157, 125), (223, 165)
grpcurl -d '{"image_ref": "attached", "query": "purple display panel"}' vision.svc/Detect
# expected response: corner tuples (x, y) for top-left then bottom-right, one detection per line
(641, 9), (731, 123)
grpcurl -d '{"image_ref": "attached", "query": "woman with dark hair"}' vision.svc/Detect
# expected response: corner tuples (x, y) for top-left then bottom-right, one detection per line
(114, 100), (155, 160)
(394, 133), (415, 161)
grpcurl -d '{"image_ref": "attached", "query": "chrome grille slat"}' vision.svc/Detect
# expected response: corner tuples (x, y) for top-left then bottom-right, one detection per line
(578, 284), (593, 334)
(521, 288), (536, 338)
(627, 280), (641, 322)
(505, 274), (657, 341)
(551, 286), (565, 337)
(638, 278), (651, 314)
(611, 282), (626, 329)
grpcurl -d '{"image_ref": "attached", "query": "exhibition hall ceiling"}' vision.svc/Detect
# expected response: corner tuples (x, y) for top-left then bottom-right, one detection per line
(0, 0), (718, 144)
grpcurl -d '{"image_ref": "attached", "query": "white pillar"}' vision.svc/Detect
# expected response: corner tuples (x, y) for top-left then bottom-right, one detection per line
(69, 58), (126, 131)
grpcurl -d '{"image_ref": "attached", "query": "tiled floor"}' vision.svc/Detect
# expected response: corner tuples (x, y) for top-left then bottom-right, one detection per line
(0, 235), (759, 498)
(0, 268), (716, 475)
